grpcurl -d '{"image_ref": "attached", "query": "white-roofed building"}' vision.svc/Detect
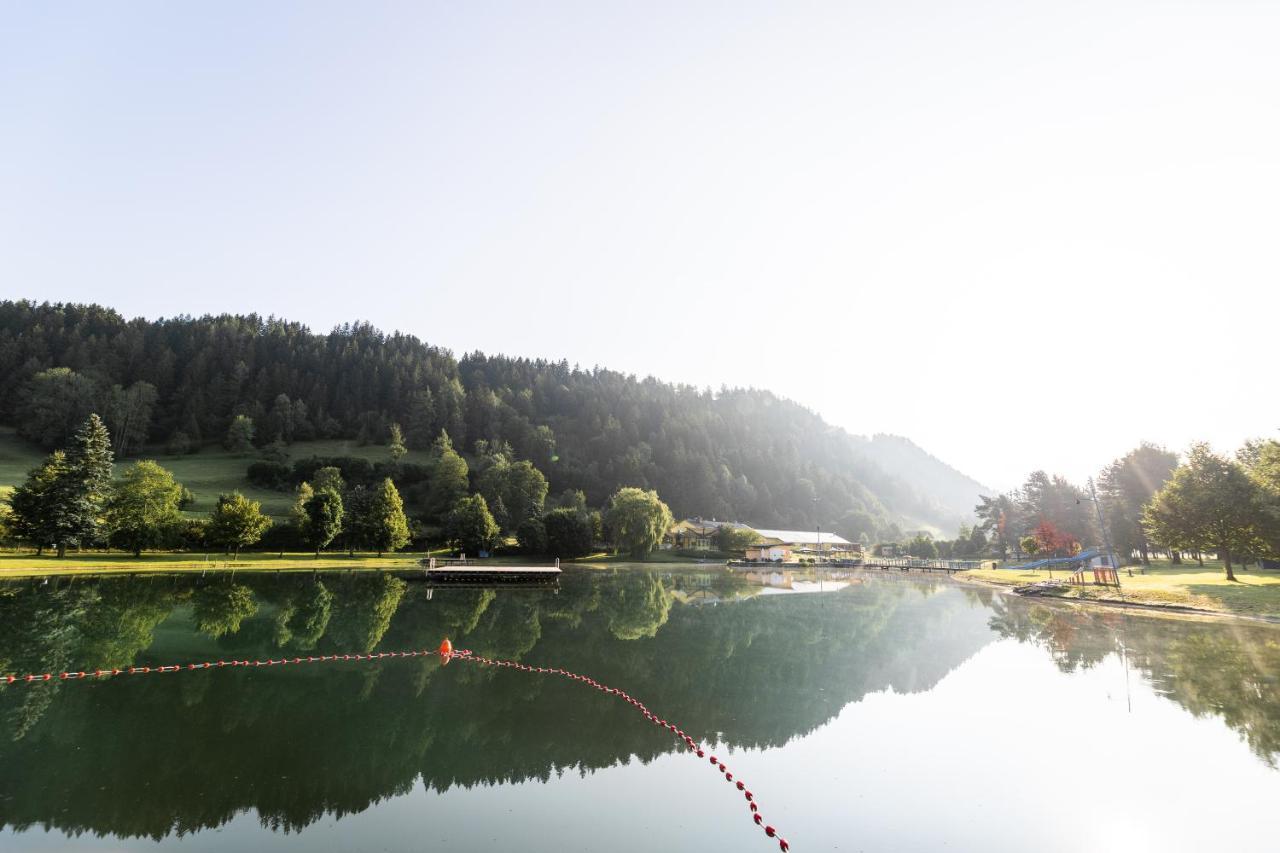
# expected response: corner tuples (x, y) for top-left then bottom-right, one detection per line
(745, 529), (860, 562)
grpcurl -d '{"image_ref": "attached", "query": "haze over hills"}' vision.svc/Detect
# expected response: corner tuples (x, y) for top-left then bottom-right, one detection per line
(0, 300), (988, 540)
(861, 434), (993, 531)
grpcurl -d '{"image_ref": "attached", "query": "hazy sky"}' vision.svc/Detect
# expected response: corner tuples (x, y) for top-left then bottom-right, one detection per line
(3, 2), (1277, 490)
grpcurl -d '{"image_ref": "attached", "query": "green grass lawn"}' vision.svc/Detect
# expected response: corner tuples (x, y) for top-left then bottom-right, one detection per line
(961, 558), (1280, 619)
(0, 549), (694, 579)
(0, 550), (431, 578)
(0, 427), (43, 502)
(0, 428), (436, 520)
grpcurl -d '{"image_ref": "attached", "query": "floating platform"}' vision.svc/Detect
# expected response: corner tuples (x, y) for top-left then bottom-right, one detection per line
(415, 557), (562, 586)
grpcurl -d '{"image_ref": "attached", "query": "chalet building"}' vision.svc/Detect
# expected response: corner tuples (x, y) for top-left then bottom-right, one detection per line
(665, 518), (755, 551)
(744, 529), (859, 563)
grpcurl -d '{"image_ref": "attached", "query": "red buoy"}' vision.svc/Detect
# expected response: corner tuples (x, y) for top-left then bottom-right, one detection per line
(439, 638), (453, 660)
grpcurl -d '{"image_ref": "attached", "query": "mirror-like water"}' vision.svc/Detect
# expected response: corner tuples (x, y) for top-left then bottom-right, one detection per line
(1, 567), (1278, 852)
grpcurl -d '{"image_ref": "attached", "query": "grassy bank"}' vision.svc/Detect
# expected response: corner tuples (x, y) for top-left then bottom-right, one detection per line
(0, 428), (436, 519)
(959, 558), (1280, 620)
(0, 548), (713, 579)
(0, 551), (436, 578)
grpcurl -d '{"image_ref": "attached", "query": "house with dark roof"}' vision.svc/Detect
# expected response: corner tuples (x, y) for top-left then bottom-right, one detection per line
(665, 518), (755, 551)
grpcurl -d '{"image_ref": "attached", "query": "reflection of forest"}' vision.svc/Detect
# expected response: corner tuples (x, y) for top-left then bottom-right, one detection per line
(986, 598), (1280, 765)
(3, 571), (1273, 840)
(0, 571), (992, 838)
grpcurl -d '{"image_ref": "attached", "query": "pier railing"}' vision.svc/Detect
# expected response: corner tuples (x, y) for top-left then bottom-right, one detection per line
(726, 558), (984, 575)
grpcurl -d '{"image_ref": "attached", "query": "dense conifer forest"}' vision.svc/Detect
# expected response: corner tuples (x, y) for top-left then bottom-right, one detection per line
(0, 301), (987, 540)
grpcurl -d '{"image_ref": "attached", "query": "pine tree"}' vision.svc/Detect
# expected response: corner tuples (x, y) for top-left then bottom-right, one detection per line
(405, 389), (437, 449)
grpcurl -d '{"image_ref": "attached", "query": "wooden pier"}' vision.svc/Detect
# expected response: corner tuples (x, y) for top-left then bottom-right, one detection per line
(415, 557), (563, 586)
(726, 558), (983, 576)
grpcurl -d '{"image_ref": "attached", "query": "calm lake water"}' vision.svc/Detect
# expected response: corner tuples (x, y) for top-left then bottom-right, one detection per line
(1, 567), (1278, 852)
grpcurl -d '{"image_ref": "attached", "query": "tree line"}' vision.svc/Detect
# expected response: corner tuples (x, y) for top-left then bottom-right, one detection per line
(964, 439), (1280, 580)
(2, 414), (414, 558)
(1, 411), (677, 560)
(0, 300), (985, 542)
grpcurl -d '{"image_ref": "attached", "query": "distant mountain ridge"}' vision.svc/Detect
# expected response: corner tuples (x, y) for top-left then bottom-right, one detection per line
(857, 434), (992, 532)
(0, 300), (987, 540)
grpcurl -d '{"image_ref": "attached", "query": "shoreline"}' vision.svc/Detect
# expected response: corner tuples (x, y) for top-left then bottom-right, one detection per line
(953, 571), (1280, 625)
(0, 551), (713, 580)
(5, 554), (1278, 626)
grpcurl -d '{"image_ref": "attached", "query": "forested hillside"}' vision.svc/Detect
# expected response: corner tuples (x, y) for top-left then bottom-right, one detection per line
(0, 301), (986, 540)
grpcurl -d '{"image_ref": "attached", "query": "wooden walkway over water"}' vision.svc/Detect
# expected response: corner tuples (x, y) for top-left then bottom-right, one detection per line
(727, 558), (985, 576)
(414, 557), (563, 586)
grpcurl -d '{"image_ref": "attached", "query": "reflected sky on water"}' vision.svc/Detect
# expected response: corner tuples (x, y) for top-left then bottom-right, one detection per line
(1, 567), (1277, 851)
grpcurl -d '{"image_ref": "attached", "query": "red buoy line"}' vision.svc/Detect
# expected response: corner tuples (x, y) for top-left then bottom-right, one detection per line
(447, 646), (791, 851)
(2, 638), (792, 851)
(1, 649), (442, 683)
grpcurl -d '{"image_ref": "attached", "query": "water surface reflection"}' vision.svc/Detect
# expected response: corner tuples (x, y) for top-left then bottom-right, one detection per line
(0, 569), (1277, 850)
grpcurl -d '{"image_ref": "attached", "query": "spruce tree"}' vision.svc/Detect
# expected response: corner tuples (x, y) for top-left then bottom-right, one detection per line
(8, 451), (71, 555)
(45, 413), (115, 557)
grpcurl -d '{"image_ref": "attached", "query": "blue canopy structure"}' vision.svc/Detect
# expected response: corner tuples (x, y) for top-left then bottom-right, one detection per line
(1001, 548), (1103, 572)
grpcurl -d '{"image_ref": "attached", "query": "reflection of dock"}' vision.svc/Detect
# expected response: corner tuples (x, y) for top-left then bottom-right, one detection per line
(413, 557), (562, 587)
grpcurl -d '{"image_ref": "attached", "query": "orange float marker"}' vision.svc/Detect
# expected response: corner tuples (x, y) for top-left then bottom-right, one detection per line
(438, 637), (453, 662)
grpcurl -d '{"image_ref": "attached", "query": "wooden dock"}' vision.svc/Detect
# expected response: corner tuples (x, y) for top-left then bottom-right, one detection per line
(415, 557), (563, 586)
(726, 558), (984, 576)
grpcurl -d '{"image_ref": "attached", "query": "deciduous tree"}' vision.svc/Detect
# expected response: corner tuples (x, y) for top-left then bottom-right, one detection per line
(1144, 444), (1268, 581)
(105, 461), (185, 556)
(444, 494), (500, 555)
(388, 423), (407, 462)
(207, 492), (272, 559)
(424, 432), (469, 522)
(303, 488), (344, 556)
(715, 525), (760, 553)
(1032, 519), (1079, 558)
(543, 507), (595, 558)
(360, 478), (410, 555)
(225, 415), (256, 453)
(16, 367), (100, 449)
(604, 487), (672, 558)
(516, 515), (547, 554)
